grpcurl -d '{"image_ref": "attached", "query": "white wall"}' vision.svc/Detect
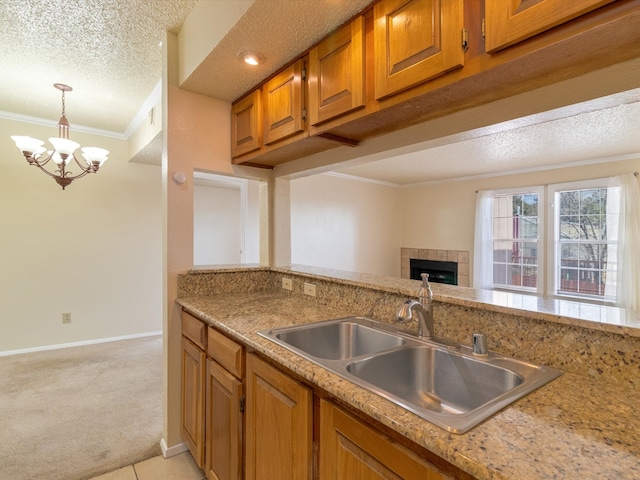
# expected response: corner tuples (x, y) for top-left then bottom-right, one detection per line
(0, 118), (162, 352)
(290, 174), (402, 277)
(193, 185), (241, 265)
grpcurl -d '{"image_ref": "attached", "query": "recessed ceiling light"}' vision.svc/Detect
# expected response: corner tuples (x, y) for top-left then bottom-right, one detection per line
(238, 51), (263, 66)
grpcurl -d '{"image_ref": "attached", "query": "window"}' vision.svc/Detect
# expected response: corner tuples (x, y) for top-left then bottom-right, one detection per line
(474, 186), (544, 294)
(492, 192), (539, 291)
(474, 174), (640, 309)
(553, 185), (611, 299)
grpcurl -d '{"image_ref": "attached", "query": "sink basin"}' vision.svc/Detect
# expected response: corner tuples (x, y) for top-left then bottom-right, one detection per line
(347, 346), (524, 415)
(269, 317), (409, 360)
(259, 317), (562, 433)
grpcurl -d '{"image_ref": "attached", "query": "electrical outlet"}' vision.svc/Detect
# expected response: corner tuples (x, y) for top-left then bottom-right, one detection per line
(62, 312), (71, 324)
(282, 278), (293, 291)
(303, 282), (317, 297)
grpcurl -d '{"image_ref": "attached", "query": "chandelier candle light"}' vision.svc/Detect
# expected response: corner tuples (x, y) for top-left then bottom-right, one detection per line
(11, 83), (109, 190)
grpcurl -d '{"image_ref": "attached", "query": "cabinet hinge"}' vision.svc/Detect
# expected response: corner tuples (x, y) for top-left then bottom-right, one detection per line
(302, 108), (307, 121)
(302, 67), (307, 81)
(461, 27), (469, 52)
(482, 18), (486, 42)
(240, 396), (245, 413)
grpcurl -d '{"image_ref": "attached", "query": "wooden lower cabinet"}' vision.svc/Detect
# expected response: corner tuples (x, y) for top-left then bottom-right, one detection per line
(205, 358), (243, 480)
(181, 313), (464, 479)
(319, 399), (453, 480)
(245, 353), (313, 480)
(181, 336), (206, 468)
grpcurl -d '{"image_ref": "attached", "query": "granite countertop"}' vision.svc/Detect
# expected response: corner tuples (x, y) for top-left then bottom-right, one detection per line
(177, 291), (640, 480)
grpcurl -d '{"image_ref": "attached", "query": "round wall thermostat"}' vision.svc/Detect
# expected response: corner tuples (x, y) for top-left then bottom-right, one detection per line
(173, 172), (187, 184)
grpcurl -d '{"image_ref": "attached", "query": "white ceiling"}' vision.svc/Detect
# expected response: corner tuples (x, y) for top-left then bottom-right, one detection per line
(1, 0), (638, 185)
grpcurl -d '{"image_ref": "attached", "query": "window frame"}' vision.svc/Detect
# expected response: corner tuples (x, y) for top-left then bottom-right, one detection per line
(547, 178), (616, 304)
(486, 185), (545, 296)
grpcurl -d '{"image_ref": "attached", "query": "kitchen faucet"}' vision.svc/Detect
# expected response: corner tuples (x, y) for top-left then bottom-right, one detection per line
(396, 273), (434, 338)
(396, 273), (459, 349)
(395, 299), (434, 338)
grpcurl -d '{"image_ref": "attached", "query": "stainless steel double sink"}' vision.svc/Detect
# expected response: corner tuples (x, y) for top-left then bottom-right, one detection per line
(259, 316), (562, 433)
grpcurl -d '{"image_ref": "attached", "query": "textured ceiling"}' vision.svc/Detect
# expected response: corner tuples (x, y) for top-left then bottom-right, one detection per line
(0, 0), (372, 134)
(0, 0), (198, 133)
(335, 96), (640, 186)
(180, 0), (373, 102)
(0, 0), (638, 184)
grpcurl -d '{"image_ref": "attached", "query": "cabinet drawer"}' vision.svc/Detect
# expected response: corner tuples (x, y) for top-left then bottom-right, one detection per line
(208, 327), (244, 379)
(182, 311), (207, 350)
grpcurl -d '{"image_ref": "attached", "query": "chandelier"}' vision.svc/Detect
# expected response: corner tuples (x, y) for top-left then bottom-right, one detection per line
(11, 83), (109, 190)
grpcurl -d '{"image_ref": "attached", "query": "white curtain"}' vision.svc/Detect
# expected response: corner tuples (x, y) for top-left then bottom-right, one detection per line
(473, 190), (494, 290)
(606, 173), (640, 310)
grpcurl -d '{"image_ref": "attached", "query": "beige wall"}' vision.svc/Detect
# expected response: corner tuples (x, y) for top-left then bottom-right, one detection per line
(0, 117), (162, 353)
(286, 156), (640, 283)
(163, 80), (234, 449)
(193, 184), (241, 265)
(290, 174), (402, 277)
(400, 156), (640, 285)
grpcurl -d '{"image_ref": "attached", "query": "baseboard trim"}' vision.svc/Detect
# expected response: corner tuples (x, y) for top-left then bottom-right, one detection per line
(0, 331), (163, 357)
(161, 438), (188, 458)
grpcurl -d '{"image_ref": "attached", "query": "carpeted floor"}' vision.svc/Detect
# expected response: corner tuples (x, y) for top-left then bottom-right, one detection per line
(0, 335), (163, 480)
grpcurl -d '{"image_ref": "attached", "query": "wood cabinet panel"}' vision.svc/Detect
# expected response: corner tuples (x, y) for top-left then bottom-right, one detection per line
(309, 15), (365, 125)
(207, 327), (244, 379)
(205, 359), (243, 480)
(319, 400), (452, 480)
(182, 310), (207, 350)
(485, 0), (616, 52)
(263, 59), (305, 145)
(374, 0), (464, 100)
(181, 337), (206, 468)
(231, 89), (262, 157)
(245, 353), (312, 480)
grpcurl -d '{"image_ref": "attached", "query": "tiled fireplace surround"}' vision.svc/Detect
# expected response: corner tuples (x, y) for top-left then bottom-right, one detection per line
(401, 248), (470, 287)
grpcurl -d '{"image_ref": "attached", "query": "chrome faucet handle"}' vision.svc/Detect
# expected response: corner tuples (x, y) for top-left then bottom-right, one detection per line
(472, 333), (488, 355)
(395, 299), (420, 325)
(395, 299), (434, 338)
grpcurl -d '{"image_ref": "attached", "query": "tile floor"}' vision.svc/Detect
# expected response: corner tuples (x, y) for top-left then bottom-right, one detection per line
(89, 452), (205, 480)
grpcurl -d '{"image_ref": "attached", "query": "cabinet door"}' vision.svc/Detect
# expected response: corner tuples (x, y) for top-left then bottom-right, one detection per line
(181, 337), (206, 468)
(308, 15), (365, 125)
(319, 400), (452, 480)
(205, 359), (243, 480)
(245, 353), (312, 480)
(485, 0), (615, 52)
(263, 59), (305, 145)
(231, 89), (262, 158)
(374, 0), (464, 100)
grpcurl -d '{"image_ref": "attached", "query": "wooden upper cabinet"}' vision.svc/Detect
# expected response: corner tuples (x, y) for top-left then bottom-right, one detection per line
(263, 59), (305, 145)
(231, 89), (262, 157)
(308, 15), (365, 126)
(484, 0), (616, 52)
(374, 0), (464, 100)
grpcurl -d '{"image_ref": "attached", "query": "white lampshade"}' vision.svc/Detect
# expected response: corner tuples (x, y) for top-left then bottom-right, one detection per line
(48, 150), (66, 165)
(81, 147), (109, 166)
(32, 146), (47, 159)
(11, 135), (44, 153)
(49, 137), (80, 156)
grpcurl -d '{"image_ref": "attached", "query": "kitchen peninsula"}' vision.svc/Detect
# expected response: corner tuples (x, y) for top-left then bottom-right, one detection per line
(176, 265), (640, 480)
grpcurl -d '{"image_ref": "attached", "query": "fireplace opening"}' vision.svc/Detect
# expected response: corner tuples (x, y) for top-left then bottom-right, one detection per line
(410, 259), (458, 285)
